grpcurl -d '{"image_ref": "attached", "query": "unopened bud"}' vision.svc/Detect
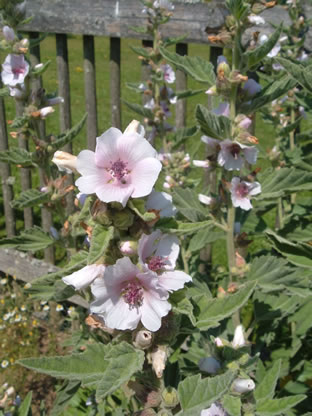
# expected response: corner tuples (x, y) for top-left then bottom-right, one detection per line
(217, 61), (230, 80)
(46, 96), (64, 106)
(3, 26), (15, 42)
(52, 151), (78, 174)
(151, 346), (167, 378)
(161, 387), (179, 408)
(120, 239), (138, 256)
(232, 378), (255, 393)
(133, 329), (153, 350)
(232, 325), (245, 348)
(124, 119), (145, 137)
(205, 85), (217, 96)
(199, 357), (221, 374)
(215, 337), (224, 347)
(39, 106), (54, 118)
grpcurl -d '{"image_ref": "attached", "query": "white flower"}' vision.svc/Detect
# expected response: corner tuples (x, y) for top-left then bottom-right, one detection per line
(75, 127), (162, 207)
(63, 264), (105, 290)
(218, 140), (258, 171)
(230, 177), (261, 210)
(199, 357), (221, 374)
(232, 325), (246, 348)
(1, 360), (9, 368)
(3, 26), (15, 42)
(1, 54), (30, 87)
(90, 257), (172, 331)
(161, 64), (175, 84)
(248, 15), (265, 25)
(146, 189), (177, 217)
(52, 151), (78, 174)
(232, 378), (255, 393)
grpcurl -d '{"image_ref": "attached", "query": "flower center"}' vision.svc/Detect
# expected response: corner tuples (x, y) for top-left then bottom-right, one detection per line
(109, 159), (129, 183)
(12, 66), (25, 75)
(236, 182), (249, 198)
(230, 143), (241, 159)
(148, 255), (167, 272)
(122, 280), (144, 309)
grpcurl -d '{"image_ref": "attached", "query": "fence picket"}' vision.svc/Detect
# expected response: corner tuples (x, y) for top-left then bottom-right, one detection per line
(175, 43), (188, 129)
(110, 37), (121, 129)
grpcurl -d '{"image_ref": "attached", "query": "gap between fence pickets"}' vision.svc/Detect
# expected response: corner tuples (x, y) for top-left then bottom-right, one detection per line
(0, 248), (88, 309)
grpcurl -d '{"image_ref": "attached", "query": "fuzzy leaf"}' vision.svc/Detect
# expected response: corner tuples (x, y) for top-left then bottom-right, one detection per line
(0, 147), (34, 167)
(172, 188), (207, 222)
(50, 113), (87, 152)
(130, 45), (152, 58)
(50, 381), (81, 416)
(258, 168), (312, 199)
(157, 219), (213, 235)
(239, 76), (297, 113)
(11, 115), (29, 128)
(176, 89), (205, 99)
(243, 25), (282, 70)
(196, 282), (256, 330)
(18, 391), (32, 416)
(0, 86), (10, 97)
(159, 47), (216, 85)
(266, 229), (312, 269)
(222, 395), (241, 416)
(31, 60), (51, 75)
(255, 395), (306, 415)
(196, 104), (231, 140)
(11, 188), (50, 209)
(123, 101), (153, 119)
(128, 199), (156, 222)
(177, 371), (236, 416)
(254, 360), (281, 402)
(275, 57), (312, 93)
(188, 227), (225, 252)
(87, 225), (115, 264)
(0, 226), (54, 252)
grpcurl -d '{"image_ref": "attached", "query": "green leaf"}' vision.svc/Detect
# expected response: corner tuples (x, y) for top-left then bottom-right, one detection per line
(11, 115), (29, 128)
(11, 188), (50, 209)
(96, 342), (145, 400)
(0, 86), (10, 97)
(0, 147), (34, 167)
(0, 226), (54, 252)
(255, 394), (306, 415)
(158, 219), (213, 235)
(130, 45), (152, 58)
(159, 47), (216, 85)
(222, 394), (241, 416)
(172, 188), (207, 222)
(196, 282), (256, 330)
(87, 225), (115, 264)
(130, 25), (148, 34)
(177, 371), (236, 416)
(123, 101), (153, 119)
(275, 57), (312, 93)
(196, 104), (231, 140)
(279, 116), (302, 137)
(188, 227), (225, 252)
(18, 391), (32, 416)
(163, 34), (188, 47)
(266, 229), (312, 269)
(128, 199), (156, 222)
(31, 60), (51, 75)
(254, 360), (281, 402)
(18, 342), (144, 400)
(126, 82), (146, 93)
(239, 76), (297, 113)
(172, 125), (198, 149)
(50, 381), (81, 416)
(289, 297), (312, 336)
(258, 168), (312, 199)
(176, 89), (205, 99)
(242, 25), (282, 70)
(226, 0), (249, 20)
(50, 113), (87, 152)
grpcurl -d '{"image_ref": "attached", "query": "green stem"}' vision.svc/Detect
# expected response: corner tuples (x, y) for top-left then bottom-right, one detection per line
(226, 204), (236, 280)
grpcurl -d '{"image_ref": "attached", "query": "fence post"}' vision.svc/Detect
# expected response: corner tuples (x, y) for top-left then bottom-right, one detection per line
(110, 37), (121, 130)
(0, 84), (16, 237)
(83, 35), (98, 150)
(175, 43), (188, 129)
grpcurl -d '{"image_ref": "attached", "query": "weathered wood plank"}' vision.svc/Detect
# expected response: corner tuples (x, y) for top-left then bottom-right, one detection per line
(83, 35), (98, 150)
(0, 248), (89, 309)
(29, 32), (55, 264)
(0, 84), (16, 237)
(110, 37), (121, 129)
(22, 0), (228, 44)
(175, 43), (188, 129)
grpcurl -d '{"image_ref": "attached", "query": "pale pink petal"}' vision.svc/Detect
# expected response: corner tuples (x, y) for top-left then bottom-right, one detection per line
(76, 150), (98, 176)
(140, 291), (172, 331)
(158, 270), (192, 292)
(243, 146), (258, 165)
(131, 158), (162, 198)
(90, 277), (120, 314)
(138, 230), (162, 263)
(105, 297), (141, 330)
(95, 182), (134, 207)
(117, 133), (158, 168)
(232, 325), (245, 348)
(75, 175), (104, 194)
(232, 195), (252, 210)
(218, 150), (243, 171)
(155, 235), (179, 270)
(94, 128), (121, 167)
(249, 182), (261, 196)
(104, 256), (139, 286)
(62, 264), (105, 290)
(145, 190), (177, 217)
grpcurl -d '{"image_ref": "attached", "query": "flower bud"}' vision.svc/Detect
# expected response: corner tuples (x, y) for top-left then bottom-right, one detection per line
(198, 194), (212, 205)
(217, 61), (230, 81)
(39, 106), (54, 118)
(199, 357), (221, 374)
(232, 325), (245, 348)
(161, 387), (179, 408)
(52, 151), (78, 174)
(112, 208), (134, 230)
(151, 346), (167, 378)
(232, 378), (255, 393)
(119, 239), (138, 256)
(124, 119), (145, 136)
(205, 85), (217, 96)
(3, 26), (15, 42)
(6, 386), (15, 396)
(46, 96), (64, 106)
(214, 337), (224, 347)
(133, 329), (153, 350)
(34, 63), (44, 70)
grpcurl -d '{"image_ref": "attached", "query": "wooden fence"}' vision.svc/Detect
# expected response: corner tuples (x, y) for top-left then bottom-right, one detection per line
(0, 0), (309, 281)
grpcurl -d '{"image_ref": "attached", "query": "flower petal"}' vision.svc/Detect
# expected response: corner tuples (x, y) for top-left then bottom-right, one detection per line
(63, 264), (105, 290)
(95, 182), (134, 207)
(95, 127), (121, 167)
(158, 270), (192, 292)
(140, 291), (171, 331)
(131, 158), (162, 198)
(105, 297), (142, 330)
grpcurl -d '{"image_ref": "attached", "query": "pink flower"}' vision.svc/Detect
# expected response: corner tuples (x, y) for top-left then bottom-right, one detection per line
(213, 102), (230, 117)
(90, 257), (171, 331)
(243, 79), (262, 97)
(201, 136), (220, 157)
(230, 177), (261, 210)
(161, 64), (175, 84)
(138, 230), (192, 292)
(145, 189), (177, 217)
(63, 264), (105, 291)
(3, 26), (15, 42)
(1, 54), (29, 87)
(75, 127), (162, 207)
(218, 140), (258, 171)
(9, 83), (26, 99)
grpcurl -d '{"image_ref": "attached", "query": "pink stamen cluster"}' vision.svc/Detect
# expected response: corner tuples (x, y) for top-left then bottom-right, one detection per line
(109, 159), (129, 182)
(148, 255), (167, 272)
(12, 66), (25, 76)
(229, 143), (241, 159)
(235, 182), (250, 198)
(122, 280), (144, 308)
